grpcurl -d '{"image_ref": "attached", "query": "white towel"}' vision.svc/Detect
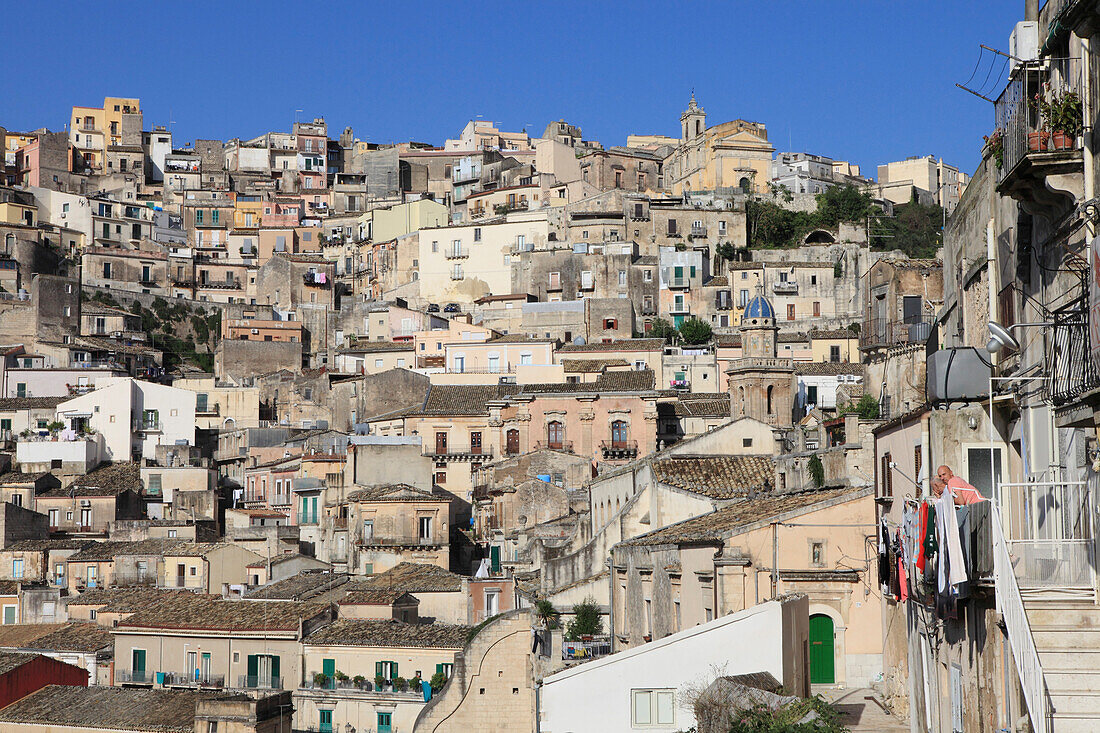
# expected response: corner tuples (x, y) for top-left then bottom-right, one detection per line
(938, 493), (968, 589)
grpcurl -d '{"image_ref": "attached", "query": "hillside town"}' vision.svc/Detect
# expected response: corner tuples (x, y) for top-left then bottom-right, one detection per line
(0, 3), (1097, 732)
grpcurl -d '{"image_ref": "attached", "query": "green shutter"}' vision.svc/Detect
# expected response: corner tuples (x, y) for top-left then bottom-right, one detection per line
(132, 649), (145, 673)
(436, 663), (443, 675)
(376, 661), (383, 678)
(270, 655), (280, 682)
(322, 658), (335, 677)
(690, 265), (696, 278)
(392, 661), (398, 679)
(247, 654), (258, 678)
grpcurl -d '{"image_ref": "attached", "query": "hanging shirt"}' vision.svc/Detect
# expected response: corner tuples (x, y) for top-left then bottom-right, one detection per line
(938, 492), (968, 590)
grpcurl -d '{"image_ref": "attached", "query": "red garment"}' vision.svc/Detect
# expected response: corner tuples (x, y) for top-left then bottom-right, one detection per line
(915, 502), (928, 573)
(898, 556), (909, 601)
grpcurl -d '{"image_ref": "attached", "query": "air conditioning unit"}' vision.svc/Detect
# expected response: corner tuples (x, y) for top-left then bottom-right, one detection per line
(1009, 21), (1039, 67)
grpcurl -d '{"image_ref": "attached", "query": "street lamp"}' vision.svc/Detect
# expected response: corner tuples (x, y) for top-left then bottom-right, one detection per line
(985, 320), (1052, 354)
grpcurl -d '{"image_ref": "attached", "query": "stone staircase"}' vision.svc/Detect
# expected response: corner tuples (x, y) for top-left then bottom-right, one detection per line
(1026, 600), (1100, 732)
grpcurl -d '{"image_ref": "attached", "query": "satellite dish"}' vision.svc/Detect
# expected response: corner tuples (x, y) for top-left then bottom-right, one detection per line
(573, 336), (586, 346)
(986, 321), (1019, 354)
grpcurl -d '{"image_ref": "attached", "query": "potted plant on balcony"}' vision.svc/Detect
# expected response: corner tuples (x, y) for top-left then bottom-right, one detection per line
(312, 672), (329, 689)
(1031, 92), (1052, 151)
(1049, 91), (1083, 150)
(430, 671), (448, 692)
(353, 674), (367, 690)
(393, 676), (409, 692)
(374, 673), (387, 691)
(334, 670), (349, 687)
(983, 130), (1004, 169)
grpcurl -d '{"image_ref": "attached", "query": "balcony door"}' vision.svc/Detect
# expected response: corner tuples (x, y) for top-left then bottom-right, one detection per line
(506, 429), (519, 455)
(902, 296), (923, 324)
(611, 420), (628, 449)
(547, 421), (564, 450)
(470, 432), (482, 455)
(435, 432), (448, 455)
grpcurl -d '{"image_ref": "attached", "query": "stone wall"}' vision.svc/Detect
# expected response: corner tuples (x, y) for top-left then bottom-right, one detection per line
(413, 610), (536, 733)
(215, 339), (302, 381)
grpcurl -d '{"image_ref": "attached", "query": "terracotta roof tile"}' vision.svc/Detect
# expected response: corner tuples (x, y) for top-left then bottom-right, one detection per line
(359, 562), (465, 593)
(0, 685), (218, 732)
(338, 589), (417, 606)
(794, 362), (865, 376)
(346, 483), (449, 503)
(304, 619), (470, 649)
(620, 488), (864, 546)
(0, 396), (67, 410)
(116, 597), (329, 633)
(560, 358), (629, 373)
(0, 622), (112, 652)
(650, 455), (774, 499)
(246, 572), (350, 601)
(558, 338), (665, 353)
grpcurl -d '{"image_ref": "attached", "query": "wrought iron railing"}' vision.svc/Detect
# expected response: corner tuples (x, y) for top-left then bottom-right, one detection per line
(562, 637), (612, 661)
(999, 481), (1095, 596)
(859, 316), (935, 349)
(1045, 296), (1100, 405)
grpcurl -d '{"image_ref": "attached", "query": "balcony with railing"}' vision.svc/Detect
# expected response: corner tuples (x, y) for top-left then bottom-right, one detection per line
(117, 669), (156, 685)
(426, 447), (493, 462)
(533, 440), (574, 453)
(445, 246), (468, 260)
(600, 440), (638, 459)
(163, 671), (225, 688)
(995, 58), (1084, 207)
(859, 315), (935, 350)
(237, 675), (282, 690)
(772, 280), (798, 294)
(668, 277), (690, 290)
(562, 636), (612, 662)
(357, 535), (442, 548)
(689, 226), (707, 238)
(1045, 294), (1100, 406)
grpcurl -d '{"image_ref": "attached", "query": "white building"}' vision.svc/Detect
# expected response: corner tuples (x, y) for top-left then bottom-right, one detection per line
(53, 378), (196, 462)
(539, 596), (808, 733)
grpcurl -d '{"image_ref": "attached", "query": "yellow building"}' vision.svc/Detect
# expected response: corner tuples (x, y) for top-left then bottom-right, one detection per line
(3, 133), (36, 154)
(0, 199), (36, 227)
(664, 94), (774, 195)
(233, 195), (264, 230)
(69, 96), (140, 168)
(359, 198), (448, 243)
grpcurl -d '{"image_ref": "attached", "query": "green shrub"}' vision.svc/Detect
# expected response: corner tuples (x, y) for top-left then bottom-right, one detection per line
(565, 596), (603, 641)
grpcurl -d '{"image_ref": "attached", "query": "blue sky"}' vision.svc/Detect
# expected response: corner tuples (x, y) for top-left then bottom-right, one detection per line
(1, 1), (1021, 178)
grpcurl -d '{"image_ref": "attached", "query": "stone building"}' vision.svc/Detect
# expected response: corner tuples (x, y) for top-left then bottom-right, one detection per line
(662, 94), (775, 196)
(726, 295), (795, 428)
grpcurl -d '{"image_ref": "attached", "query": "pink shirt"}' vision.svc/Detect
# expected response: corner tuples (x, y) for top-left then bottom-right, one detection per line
(947, 476), (985, 504)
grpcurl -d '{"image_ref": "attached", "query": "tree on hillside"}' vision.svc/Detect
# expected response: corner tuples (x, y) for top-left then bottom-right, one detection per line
(815, 184), (876, 226)
(565, 597), (604, 641)
(649, 317), (679, 344)
(678, 317), (713, 345)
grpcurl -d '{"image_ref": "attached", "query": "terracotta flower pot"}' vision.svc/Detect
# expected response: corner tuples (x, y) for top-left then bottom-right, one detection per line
(1028, 131), (1050, 151)
(1050, 131), (1075, 150)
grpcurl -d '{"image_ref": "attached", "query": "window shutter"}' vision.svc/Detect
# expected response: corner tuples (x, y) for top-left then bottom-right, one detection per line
(392, 661), (399, 679)
(247, 655), (258, 678)
(270, 655), (280, 682)
(436, 663), (443, 675)
(376, 661), (383, 678)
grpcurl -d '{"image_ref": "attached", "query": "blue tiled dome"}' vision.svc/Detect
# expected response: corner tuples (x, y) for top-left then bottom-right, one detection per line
(742, 294), (775, 322)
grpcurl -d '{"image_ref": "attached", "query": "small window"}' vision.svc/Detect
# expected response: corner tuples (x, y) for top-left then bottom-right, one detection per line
(742, 438), (753, 448)
(633, 689), (675, 727)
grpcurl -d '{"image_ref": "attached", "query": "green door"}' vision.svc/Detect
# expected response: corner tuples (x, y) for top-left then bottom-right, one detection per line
(809, 614), (835, 684)
(319, 710), (333, 733)
(132, 649), (146, 681)
(378, 712), (393, 733)
(322, 658), (335, 689)
(489, 545), (501, 575)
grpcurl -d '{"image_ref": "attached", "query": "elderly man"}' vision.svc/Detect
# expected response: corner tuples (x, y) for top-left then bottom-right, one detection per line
(936, 465), (985, 504)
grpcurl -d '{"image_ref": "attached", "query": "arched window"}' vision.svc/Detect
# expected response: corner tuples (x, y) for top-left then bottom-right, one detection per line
(739, 177), (751, 193)
(547, 421), (564, 449)
(611, 420), (628, 448)
(695, 120), (702, 136)
(615, 496), (621, 513)
(767, 385), (774, 415)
